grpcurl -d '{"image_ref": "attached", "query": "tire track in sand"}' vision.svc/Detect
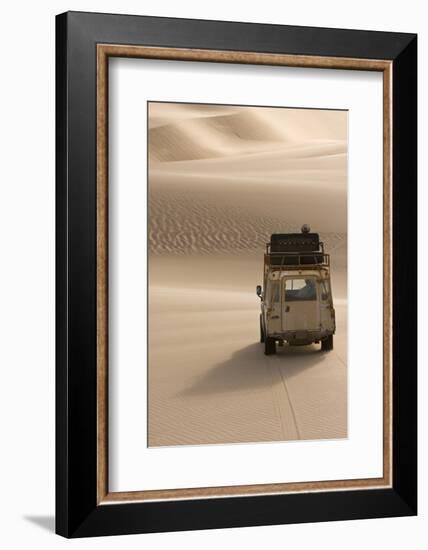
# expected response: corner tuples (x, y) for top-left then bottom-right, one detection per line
(265, 355), (300, 441)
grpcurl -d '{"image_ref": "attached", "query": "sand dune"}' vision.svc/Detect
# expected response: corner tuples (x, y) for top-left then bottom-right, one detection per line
(149, 103), (347, 163)
(148, 102), (239, 129)
(149, 111), (292, 163)
(149, 105), (347, 241)
(149, 102), (347, 139)
(148, 102), (347, 447)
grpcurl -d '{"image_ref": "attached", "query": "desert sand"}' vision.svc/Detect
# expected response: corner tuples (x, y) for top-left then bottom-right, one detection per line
(148, 102), (347, 446)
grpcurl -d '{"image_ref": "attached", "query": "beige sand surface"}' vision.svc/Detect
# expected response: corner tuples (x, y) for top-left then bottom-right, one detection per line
(148, 103), (347, 446)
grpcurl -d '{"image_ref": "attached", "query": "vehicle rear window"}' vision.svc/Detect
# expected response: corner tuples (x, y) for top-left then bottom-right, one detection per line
(284, 278), (317, 302)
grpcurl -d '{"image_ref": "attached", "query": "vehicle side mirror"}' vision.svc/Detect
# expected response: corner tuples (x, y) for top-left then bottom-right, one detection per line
(256, 285), (262, 298)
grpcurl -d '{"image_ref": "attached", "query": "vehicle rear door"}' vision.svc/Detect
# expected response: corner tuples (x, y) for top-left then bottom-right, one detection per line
(281, 277), (320, 332)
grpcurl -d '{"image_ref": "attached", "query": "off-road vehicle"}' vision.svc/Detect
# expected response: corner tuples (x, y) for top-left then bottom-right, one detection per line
(256, 225), (335, 355)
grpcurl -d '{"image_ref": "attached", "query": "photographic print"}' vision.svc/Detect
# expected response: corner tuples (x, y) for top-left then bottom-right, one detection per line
(148, 101), (348, 447)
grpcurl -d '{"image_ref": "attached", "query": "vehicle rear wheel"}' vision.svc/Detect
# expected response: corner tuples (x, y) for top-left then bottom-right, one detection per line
(321, 334), (333, 351)
(264, 337), (276, 355)
(260, 315), (265, 343)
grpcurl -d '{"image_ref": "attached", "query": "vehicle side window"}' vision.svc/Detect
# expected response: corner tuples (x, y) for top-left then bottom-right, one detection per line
(284, 278), (317, 302)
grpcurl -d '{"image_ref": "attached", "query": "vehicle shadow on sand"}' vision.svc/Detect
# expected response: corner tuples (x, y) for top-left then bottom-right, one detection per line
(179, 341), (328, 397)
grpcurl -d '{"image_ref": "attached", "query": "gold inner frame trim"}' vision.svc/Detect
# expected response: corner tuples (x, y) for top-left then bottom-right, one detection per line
(96, 43), (393, 505)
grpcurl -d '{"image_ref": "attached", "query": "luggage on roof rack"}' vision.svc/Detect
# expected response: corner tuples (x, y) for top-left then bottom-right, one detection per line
(269, 233), (320, 253)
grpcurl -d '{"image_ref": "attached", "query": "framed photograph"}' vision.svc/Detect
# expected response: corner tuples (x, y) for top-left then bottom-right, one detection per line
(56, 11), (417, 537)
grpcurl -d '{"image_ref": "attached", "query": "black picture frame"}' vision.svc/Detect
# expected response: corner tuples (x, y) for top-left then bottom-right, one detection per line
(56, 11), (417, 538)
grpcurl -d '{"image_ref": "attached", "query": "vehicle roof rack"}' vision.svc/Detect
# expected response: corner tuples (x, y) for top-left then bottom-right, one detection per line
(265, 233), (328, 269)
